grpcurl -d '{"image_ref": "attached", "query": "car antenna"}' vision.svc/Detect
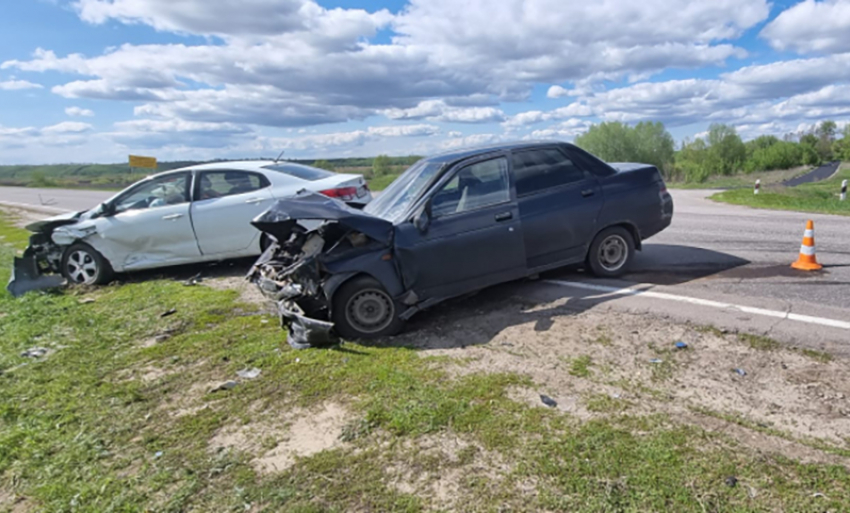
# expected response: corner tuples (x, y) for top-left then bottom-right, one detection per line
(274, 150), (285, 163)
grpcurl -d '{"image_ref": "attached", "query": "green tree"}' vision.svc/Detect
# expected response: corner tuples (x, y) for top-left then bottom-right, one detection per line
(372, 154), (391, 177)
(706, 124), (746, 175)
(574, 121), (674, 172)
(815, 120), (837, 161)
(312, 159), (335, 171)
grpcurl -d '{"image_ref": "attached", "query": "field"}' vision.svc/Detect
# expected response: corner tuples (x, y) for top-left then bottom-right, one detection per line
(0, 159), (413, 192)
(711, 164), (850, 216)
(667, 166), (811, 190)
(3, 209), (850, 512)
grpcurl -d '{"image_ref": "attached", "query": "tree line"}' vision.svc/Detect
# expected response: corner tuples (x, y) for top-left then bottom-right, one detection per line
(574, 120), (850, 183)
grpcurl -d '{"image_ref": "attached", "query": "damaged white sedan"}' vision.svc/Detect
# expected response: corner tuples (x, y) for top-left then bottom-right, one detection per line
(8, 161), (371, 296)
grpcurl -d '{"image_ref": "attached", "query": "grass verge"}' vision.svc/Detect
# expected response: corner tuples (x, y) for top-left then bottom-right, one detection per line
(667, 166), (811, 190)
(2, 211), (850, 511)
(710, 165), (850, 216)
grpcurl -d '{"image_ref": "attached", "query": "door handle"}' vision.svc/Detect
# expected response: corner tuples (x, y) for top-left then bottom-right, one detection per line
(494, 212), (512, 222)
(245, 198), (265, 204)
(581, 189), (595, 198)
(162, 213), (183, 220)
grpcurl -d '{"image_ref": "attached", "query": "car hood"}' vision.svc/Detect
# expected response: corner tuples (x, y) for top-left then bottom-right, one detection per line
(251, 191), (394, 244)
(25, 211), (86, 233)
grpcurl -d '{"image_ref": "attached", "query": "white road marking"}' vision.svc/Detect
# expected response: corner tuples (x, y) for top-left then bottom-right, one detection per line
(543, 279), (850, 330)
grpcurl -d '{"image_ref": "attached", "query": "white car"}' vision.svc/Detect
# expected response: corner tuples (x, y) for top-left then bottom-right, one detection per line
(9, 160), (371, 295)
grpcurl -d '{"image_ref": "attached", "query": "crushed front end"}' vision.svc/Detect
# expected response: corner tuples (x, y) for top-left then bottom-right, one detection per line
(7, 216), (79, 297)
(247, 192), (395, 349)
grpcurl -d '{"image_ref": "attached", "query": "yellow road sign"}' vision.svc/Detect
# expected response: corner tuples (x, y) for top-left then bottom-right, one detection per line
(129, 155), (157, 169)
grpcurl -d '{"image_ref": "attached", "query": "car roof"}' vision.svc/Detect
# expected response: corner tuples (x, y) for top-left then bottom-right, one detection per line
(425, 140), (573, 164)
(148, 160), (313, 178)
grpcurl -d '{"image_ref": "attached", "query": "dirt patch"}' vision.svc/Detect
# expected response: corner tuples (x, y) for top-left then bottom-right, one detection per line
(386, 434), (524, 511)
(209, 402), (351, 473)
(203, 276), (269, 308)
(0, 489), (33, 513)
(394, 294), (850, 462)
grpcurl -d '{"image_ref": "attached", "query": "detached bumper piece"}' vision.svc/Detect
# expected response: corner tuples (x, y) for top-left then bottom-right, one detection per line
(279, 303), (338, 350)
(7, 251), (65, 298)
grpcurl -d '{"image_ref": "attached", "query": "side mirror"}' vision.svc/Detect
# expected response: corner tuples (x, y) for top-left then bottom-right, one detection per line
(100, 202), (115, 217)
(413, 206), (430, 233)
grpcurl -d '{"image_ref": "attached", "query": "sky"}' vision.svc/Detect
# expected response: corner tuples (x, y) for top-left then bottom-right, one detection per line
(2, 0), (850, 164)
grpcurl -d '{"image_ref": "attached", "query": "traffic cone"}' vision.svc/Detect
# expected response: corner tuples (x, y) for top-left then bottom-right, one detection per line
(791, 220), (823, 271)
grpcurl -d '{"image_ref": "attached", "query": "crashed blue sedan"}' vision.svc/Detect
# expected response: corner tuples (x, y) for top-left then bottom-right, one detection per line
(249, 141), (673, 346)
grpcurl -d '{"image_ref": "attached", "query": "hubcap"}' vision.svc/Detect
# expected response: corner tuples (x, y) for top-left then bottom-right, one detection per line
(598, 235), (628, 272)
(345, 289), (394, 334)
(66, 250), (98, 284)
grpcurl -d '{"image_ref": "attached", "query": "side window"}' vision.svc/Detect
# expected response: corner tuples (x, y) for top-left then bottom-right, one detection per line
(431, 157), (510, 217)
(512, 148), (587, 196)
(197, 171), (268, 200)
(113, 173), (189, 213)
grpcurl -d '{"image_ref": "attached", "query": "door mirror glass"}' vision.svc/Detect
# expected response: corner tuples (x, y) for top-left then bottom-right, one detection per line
(413, 208), (430, 232)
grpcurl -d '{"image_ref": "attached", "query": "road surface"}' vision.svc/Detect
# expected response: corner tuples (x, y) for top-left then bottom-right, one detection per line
(1, 185), (848, 351)
(782, 161), (840, 187)
(0, 186), (112, 213)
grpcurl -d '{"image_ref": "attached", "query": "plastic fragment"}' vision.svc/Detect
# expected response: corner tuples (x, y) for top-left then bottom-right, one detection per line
(236, 368), (261, 380)
(540, 395), (557, 408)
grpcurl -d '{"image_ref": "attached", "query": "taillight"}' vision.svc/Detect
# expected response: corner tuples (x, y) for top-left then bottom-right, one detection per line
(320, 186), (358, 201)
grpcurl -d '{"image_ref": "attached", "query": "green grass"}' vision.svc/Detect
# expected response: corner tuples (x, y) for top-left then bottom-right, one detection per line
(801, 348), (834, 363)
(711, 165), (850, 216)
(3, 210), (850, 511)
(667, 165), (811, 190)
(367, 172), (402, 191)
(568, 355), (593, 378)
(739, 333), (781, 351)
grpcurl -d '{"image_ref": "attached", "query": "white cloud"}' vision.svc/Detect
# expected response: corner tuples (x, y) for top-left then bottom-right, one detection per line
(761, 0), (850, 54)
(547, 85), (574, 99)
(257, 124), (440, 153)
(42, 121), (94, 134)
(0, 79), (43, 90)
(65, 106), (95, 117)
(0, 122), (94, 151)
(382, 100), (505, 123)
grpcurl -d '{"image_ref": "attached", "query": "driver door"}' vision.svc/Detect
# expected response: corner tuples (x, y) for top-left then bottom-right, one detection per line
(395, 155), (526, 300)
(97, 172), (201, 270)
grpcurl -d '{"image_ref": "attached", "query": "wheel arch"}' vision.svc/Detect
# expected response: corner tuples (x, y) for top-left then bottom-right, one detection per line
(590, 222), (641, 254)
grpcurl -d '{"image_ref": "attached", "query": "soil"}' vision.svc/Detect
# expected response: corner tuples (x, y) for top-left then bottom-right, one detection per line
(392, 291), (850, 464)
(208, 402), (352, 474)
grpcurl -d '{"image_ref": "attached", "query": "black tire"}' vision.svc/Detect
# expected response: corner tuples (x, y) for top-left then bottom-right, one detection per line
(331, 276), (404, 339)
(61, 243), (114, 285)
(586, 226), (634, 278)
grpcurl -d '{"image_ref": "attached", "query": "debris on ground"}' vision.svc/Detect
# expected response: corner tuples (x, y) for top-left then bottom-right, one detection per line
(539, 395), (557, 408)
(649, 358), (663, 364)
(20, 347), (49, 358)
(154, 451), (164, 459)
(154, 334), (171, 344)
(182, 273), (203, 286)
(78, 298), (96, 304)
(236, 368), (262, 380)
(733, 368), (747, 376)
(725, 476), (738, 488)
(675, 341), (688, 349)
(209, 381), (238, 393)
(160, 308), (177, 318)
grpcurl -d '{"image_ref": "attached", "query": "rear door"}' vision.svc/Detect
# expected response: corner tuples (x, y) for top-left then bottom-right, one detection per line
(512, 146), (604, 269)
(190, 170), (274, 255)
(394, 155), (526, 300)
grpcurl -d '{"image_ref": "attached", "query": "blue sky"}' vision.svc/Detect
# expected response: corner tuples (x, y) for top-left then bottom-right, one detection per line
(2, 0), (850, 164)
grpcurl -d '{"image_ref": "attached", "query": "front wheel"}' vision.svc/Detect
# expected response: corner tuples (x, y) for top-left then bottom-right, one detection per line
(586, 227), (634, 278)
(331, 276), (404, 339)
(62, 243), (114, 285)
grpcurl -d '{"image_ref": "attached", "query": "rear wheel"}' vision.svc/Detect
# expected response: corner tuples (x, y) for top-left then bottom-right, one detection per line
(332, 276), (404, 339)
(62, 243), (114, 285)
(586, 227), (634, 278)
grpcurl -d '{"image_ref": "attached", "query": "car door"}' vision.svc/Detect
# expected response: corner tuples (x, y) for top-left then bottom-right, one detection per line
(97, 172), (201, 270)
(394, 155), (526, 300)
(512, 146), (604, 270)
(190, 170), (274, 255)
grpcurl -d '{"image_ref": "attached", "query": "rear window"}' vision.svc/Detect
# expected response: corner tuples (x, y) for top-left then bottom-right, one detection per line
(262, 163), (335, 181)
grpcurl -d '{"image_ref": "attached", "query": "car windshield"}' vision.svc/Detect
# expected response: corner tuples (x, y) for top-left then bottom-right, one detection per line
(363, 160), (444, 222)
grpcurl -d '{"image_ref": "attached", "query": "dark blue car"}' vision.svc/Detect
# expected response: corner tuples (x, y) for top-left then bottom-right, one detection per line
(250, 141), (673, 345)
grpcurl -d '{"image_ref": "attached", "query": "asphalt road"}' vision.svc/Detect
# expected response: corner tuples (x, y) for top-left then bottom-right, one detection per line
(1, 185), (848, 350)
(0, 186), (112, 213)
(782, 161), (840, 187)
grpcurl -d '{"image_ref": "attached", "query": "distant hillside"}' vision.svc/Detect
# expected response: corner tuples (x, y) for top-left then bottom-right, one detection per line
(0, 156), (421, 189)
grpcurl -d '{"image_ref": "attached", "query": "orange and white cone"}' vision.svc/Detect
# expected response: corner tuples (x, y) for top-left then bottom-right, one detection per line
(791, 220), (822, 271)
